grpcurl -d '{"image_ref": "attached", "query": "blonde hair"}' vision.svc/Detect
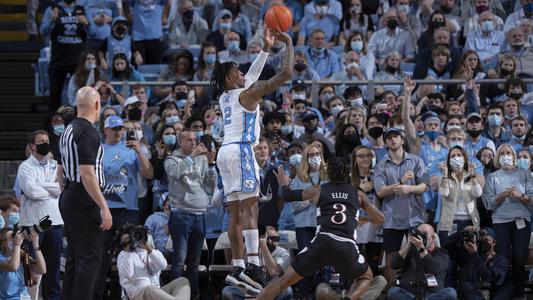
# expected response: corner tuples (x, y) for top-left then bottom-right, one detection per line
(494, 143), (516, 169)
(296, 144), (328, 183)
(347, 106), (368, 136)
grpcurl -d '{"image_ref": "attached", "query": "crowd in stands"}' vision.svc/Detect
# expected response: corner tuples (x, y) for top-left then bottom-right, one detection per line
(4, 0), (533, 298)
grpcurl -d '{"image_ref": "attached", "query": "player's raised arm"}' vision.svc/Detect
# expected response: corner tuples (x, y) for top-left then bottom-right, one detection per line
(244, 29), (274, 88)
(239, 31), (294, 111)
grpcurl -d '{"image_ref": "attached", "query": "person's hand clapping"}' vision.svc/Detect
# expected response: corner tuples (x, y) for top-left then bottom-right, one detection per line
(192, 143), (208, 157)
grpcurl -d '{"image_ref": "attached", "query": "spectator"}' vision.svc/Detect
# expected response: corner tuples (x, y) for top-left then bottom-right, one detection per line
(417, 10), (447, 51)
(123, 94), (155, 145)
(517, 149), (533, 172)
(367, 9), (415, 65)
(463, 0), (504, 38)
(239, 41), (276, 80)
(0, 196), (20, 230)
(151, 125), (178, 210)
(221, 0), (252, 43)
(303, 0), (342, 20)
(486, 54), (517, 102)
(374, 51), (406, 96)
(116, 225), (191, 300)
(465, 113), (496, 160)
(194, 41), (218, 104)
(169, 0), (209, 49)
(387, 224), (457, 300)
(254, 138), (282, 229)
(49, 112), (65, 160)
(128, 0), (165, 64)
(206, 10), (246, 51)
(93, 115), (154, 299)
(331, 51), (366, 96)
(297, 0), (340, 47)
(40, 0), (89, 110)
(108, 53), (149, 101)
(155, 50), (196, 98)
(503, 0), (533, 32)
(145, 198), (171, 255)
(338, 0), (374, 45)
(16, 130), (64, 300)
(414, 27), (463, 80)
(344, 31), (376, 80)
(509, 115), (528, 151)
(98, 16), (143, 71)
(477, 146), (497, 177)
(165, 130), (217, 297)
(362, 114), (388, 161)
(294, 111), (333, 152)
(373, 127), (428, 285)
(484, 104), (511, 148)
(67, 50), (107, 107)
(460, 0), (506, 21)
(84, 0), (117, 50)
(303, 29), (341, 79)
(396, 0), (423, 41)
(491, 27), (533, 78)
(218, 31), (250, 64)
(291, 51), (321, 81)
(465, 11), (505, 63)
(482, 143), (533, 298)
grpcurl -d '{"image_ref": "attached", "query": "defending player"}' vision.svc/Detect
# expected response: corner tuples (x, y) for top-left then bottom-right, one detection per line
(210, 29), (294, 293)
(257, 157), (385, 300)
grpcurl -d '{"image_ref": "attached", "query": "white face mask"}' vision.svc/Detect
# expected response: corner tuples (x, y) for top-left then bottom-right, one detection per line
(308, 156), (322, 170)
(499, 155), (514, 168)
(135, 129), (143, 140)
(350, 97), (363, 107)
(450, 156), (465, 170)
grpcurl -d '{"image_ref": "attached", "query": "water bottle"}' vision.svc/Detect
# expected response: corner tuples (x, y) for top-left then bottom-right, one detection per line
(20, 288), (31, 300)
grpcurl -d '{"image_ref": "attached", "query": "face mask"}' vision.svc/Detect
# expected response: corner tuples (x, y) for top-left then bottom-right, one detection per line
(397, 4), (409, 13)
(176, 99), (188, 109)
(331, 105), (344, 117)
(320, 92), (333, 102)
(313, 47), (325, 54)
(488, 115), (501, 126)
(343, 133), (359, 145)
(517, 157), (530, 169)
(350, 41), (364, 53)
(351, 5), (361, 14)
(481, 20), (494, 32)
(64, 0), (75, 4)
(249, 53), (258, 62)
(449, 140), (464, 148)
(115, 25), (127, 36)
(467, 129), (483, 138)
(128, 107), (142, 121)
(385, 65), (397, 74)
(228, 41), (240, 52)
(431, 20), (445, 28)
(450, 156), (465, 170)
(194, 131), (204, 141)
(162, 134), (176, 146)
(499, 154), (514, 168)
(204, 54), (216, 65)
(308, 156), (322, 170)
(165, 115), (180, 125)
(476, 5), (489, 13)
(281, 125), (293, 135)
(220, 22), (232, 30)
(182, 10), (194, 18)
(386, 19), (398, 30)
(501, 69), (512, 76)
(85, 63), (96, 70)
(509, 92), (523, 100)
(350, 97), (363, 107)
(368, 126), (384, 139)
(292, 92), (306, 100)
(7, 212), (19, 226)
(513, 134), (526, 140)
(511, 42), (525, 51)
(425, 131), (439, 141)
(53, 124), (65, 136)
(294, 63), (307, 72)
(135, 130), (143, 140)
(36, 142), (51, 156)
(289, 153), (302, 166)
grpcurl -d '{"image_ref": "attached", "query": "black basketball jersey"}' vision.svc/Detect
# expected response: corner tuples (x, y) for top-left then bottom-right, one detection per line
(316, 183), (360, 240)
(50, 5), (87, 66)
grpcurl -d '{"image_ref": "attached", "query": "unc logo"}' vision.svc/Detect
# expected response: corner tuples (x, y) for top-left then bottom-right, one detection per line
(243, 180), (255, 189)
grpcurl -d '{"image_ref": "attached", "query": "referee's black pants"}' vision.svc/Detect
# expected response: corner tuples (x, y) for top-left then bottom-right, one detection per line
(59, 185), (103, 300)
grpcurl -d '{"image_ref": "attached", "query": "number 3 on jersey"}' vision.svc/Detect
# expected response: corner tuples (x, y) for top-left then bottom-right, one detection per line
(224, 107), (232, 125)
(331, 203), (347, 224)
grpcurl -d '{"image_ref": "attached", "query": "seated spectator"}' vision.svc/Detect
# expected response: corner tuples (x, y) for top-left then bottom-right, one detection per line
(221, 0), (252, 43)
(193, 41), (218, 105)
(414, 27), (463, 80)
(395, 0), (422, 41)
(450, 50), (487, 99)
(460, 0), (506, 21)
(387, 224), (457, 300)
(155, 50), (195, 98)
(108, 53), (149, 100)
(503, 0), (533, 33)
(67, 50), (107, 107)
(331, 51), (366, 96)
(129, 0), (165, 64)
(123, 94), (155, 145)
(84, 0), (117, 50)
(291, 51), (320, 81)
(145, 198), (171, 256)
(486, 54), (517, 102)
(169, 0), (209, 49)
(488, 27), (533, 78)
(98, 16), (143, 71)
(116, 225), (191, 300)
(465, 11), (505, 63)
(303, 29), (341, 79)
(338, 0), (374, 45)
(218, 31), (248, 64)
(462, 0), (504, 38)
(344, 31), (376, 80)
(206, 10), (247, 51)
(367, 9), (415, 65)
(482, 143), (533, 298)
(297, 0), (340, 47)
(374, 51), (406, 96)
(417, 10), (447, 51)
(0, 229), (46, 299)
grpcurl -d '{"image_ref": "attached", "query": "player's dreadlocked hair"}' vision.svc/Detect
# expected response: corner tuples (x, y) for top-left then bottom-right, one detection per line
(326, 157), (351, 185)
(211, 62), (238, 99)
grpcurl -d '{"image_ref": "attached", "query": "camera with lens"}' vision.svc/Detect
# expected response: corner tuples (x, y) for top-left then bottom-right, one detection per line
(14, 215), (52, 239)
(129, 225), (148, 247)
(114, 223), (149, 253)
(462, 230), (478, 244)
(408, 226), (427, 246)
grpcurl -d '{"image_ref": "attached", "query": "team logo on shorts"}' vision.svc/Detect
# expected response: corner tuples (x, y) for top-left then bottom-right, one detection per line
(243, 179), (255, 189)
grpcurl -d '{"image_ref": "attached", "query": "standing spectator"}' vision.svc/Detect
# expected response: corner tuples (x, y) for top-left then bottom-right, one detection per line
(169, 0), (209, 48)
(67, 50), (107, 106)
(417, 10), (447, 51)
(93, 115), (154, 299)
(303, 29), (341, 79)
(151, 125), (178, 211)
(16, 130), (64, 300)
(509, 115), (529, 151)
(374, 51), (406, 96)
(49, 112), (65, 161)
(297, 0), (340, 47)
(0, 196), (20, 230)
(482, 143), (533, 298)
(155, 50), (195, 97)
(222, 0), (252, 43)
(84, 0), (117, 50)
(98, 16), (144, 71)
(484, 104), (511, 148)
(40, 0), (89, 110)
(254, 138), (282, 230)
(367, 10), (415, 64)
(464, 113), (496, 161)
(465, 11), (505, 63)
(165, 130), (217, 298)
(129, 0), (165, 64)
(373, 127), (428, 285)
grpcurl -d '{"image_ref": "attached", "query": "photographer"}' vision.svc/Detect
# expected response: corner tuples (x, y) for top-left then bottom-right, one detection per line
(388, 224), (456, 300)
(116, 225), (190, 300)
(456, 227), (513, 300)
(0, 229), (46, 299)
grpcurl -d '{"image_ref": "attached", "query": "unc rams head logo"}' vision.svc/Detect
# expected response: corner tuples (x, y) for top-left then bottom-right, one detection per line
(243, 179), (255, 189)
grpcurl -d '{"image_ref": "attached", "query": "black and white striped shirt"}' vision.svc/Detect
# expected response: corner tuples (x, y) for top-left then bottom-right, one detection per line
(58, 118), (105, 188)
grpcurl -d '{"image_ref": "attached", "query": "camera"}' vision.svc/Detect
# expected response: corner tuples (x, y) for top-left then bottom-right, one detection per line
(129, 225), (148, 247)
(126, 130), (136, 147)
(114, 224), (149, 253)
(14, 215), (52, 239)
(462, 230), (478, 244)
(408, 226), (427, 246)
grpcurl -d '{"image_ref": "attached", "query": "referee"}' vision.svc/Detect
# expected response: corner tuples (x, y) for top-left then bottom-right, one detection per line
(57, 86), (113, 300)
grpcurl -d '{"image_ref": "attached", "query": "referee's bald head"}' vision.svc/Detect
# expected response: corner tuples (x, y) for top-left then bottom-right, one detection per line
(76, 86), (101, 121)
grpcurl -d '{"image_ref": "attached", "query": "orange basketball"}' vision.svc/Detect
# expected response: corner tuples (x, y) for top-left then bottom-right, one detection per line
(264, 5), (293, 32)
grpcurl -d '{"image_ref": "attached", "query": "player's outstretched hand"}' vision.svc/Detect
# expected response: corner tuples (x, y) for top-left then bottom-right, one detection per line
(273, 166), (290, 187)
(263, 28), (275, 51)
(273, 30), (292, 45)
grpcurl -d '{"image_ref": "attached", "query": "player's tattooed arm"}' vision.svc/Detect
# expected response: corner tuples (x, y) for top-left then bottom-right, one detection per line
(358, 191), (384, 225)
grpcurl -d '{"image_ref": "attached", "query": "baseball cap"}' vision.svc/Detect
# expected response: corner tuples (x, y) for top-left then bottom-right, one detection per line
(104, 115), (124, 129)
(124, 96), (142, 108)
(112, 16), (128, 27)
(384, 127), (403, 139)
(291, 80), (306, 91)
(480, 227), (496, 240)
(302, 111), (318, 122)
(219, 9), (233, 19)
(466, 113), (483, 123)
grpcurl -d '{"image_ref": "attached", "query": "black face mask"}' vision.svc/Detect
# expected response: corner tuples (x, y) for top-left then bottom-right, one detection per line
(368, 126), (384, 139)
(115, 25), (127, 36)
(509, 92), (523, 100)
(128, 107), (142, 121)
(440, 5), (451, 14)
(431, 20), (445, 29)
(36, 143), (51, 156)
(182, 10), (194, 19)
(385, 65), (397, 74)
(294, 63), (307, 72)
(467, 129), (483, 138)
(386, 19), (398, 30)
(343, 133), (360, 146)
(500, 69), (512, 77)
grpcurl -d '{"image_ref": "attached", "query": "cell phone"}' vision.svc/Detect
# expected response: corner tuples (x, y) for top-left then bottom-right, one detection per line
(200, 135), (214, 150)
(126, 130), (136, 146)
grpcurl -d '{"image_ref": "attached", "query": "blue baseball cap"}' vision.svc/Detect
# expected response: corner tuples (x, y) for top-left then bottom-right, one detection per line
(104, 115), (124, 129)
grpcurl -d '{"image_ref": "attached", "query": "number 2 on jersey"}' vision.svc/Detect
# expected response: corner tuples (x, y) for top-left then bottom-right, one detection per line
(224, 107), (232, 125)
(331, 203), (347, 225)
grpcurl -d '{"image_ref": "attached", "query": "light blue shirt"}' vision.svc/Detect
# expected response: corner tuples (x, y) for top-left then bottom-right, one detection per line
(465, 30), (505, 62)
(304, 46), (340, 79)
(84, 0), (116, 40)
(303, 0), (342, 21)
(367, 27), (415, 61)
(464, 137), (496, 163)
(102, 142), (140, 210)
(144, 212), (169, 252)
(290, 171), (325, 228)
(0, 254), (25, 300)
(299, 14), (339, 45)
(130, 0), (165, 41)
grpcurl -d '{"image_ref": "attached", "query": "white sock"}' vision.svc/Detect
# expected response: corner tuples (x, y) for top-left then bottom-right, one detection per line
(232, 259), (245, 268)
(242, 229), (260, 266)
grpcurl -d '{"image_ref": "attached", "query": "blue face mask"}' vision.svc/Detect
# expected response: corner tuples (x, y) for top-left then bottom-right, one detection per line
(194, 131), (204, 141)
(350, 41), (363, 53)
(487, 114), (501, 126)
(281, 125), (293, 135)
(481, 20), (494, 32)
(425, 130), (439, 141)
(228, 41), (240, 52)
(517, 158), (530, 169)
(165, 115), (180, 125)
(53, 124), (65, 136)
(249, 53), (258, 62)
(176, 99), (188, 109)
(313, 47), (325, 54)
(0, 215), (3, 229)
(203, 54), (216, 65)
(7, 212), (19, 226)
(220, 22), (232, 30)
(162, 134), (177, 146)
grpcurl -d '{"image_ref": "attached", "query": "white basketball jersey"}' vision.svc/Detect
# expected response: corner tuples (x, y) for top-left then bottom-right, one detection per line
(219, 88), (261, 146)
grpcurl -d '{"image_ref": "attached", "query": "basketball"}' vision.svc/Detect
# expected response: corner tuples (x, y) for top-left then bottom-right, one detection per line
(264, 5), (293, 33)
